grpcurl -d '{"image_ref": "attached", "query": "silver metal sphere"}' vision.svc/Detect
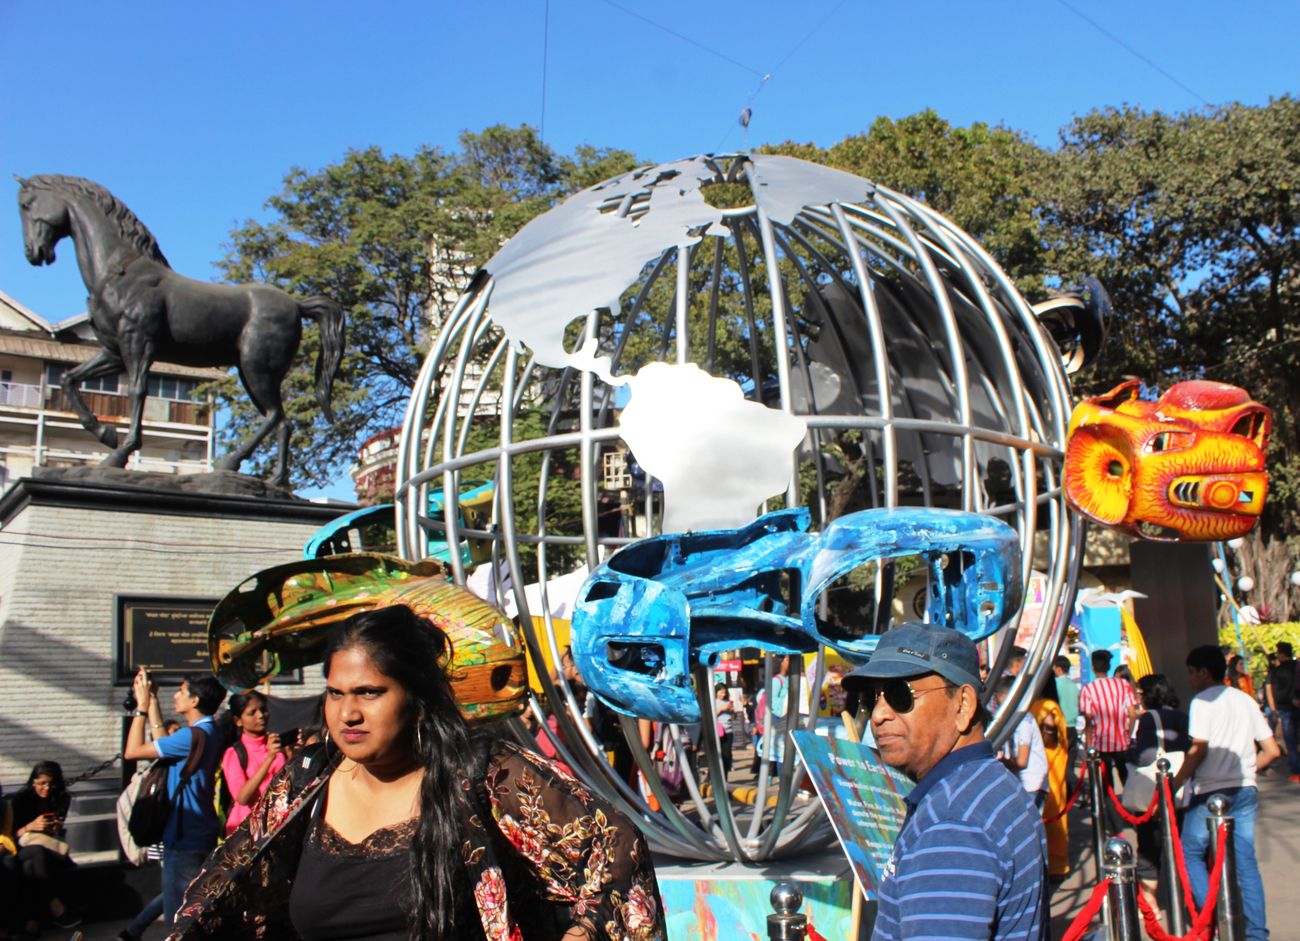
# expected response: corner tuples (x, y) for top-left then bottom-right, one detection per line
(770, 882), (804, 915)
(1104, 836), (1135, 868)
(395, 153), (1083, 861)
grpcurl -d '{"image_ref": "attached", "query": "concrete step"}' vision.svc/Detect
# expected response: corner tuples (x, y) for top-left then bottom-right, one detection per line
(63, 811), (119, 854)
(68, 848), (120, 868)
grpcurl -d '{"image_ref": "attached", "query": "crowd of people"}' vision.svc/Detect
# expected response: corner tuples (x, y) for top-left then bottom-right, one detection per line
(2, 606), (666, 941)
(826, 624), (1298, 941)
(2, 607), (1296, 941)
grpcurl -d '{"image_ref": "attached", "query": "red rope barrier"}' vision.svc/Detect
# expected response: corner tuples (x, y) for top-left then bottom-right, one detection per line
(1162, 778), (1200, 920)
(1061, 878), (1112, 941)
(1043, 770), (1088, 824)
(1133, 821), (1229, 941)
(1106, 773), (1162, 826)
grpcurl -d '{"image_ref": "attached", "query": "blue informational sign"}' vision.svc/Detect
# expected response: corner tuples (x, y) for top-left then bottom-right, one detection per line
(790, 730), (914, 899)
(1079, 604), (1124, 685)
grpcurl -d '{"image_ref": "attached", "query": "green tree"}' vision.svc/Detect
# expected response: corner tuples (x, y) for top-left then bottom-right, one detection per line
(767, 111), (1052, 289)
(1040, 98), (1300, 616)
(213, 126), (639, 489)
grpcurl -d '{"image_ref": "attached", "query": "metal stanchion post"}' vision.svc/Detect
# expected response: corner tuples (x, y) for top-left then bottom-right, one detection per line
(768, 883), (807, 941)
(1154, 757), (1187, 936)
(1206, 794), (1245, 941)
(1103, 837), (1141, 941)
(1086, 747), (1111, 929)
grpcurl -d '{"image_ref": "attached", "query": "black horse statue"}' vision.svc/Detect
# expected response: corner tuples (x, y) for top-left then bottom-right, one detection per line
(16, 173), (344, 485)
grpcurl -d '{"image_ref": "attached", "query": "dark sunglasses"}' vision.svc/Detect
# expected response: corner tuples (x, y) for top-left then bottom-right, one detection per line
(857, 678), (957, 715)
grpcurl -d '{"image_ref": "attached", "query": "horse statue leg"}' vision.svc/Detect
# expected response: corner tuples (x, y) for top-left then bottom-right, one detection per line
(59, 349), (127, 451)
(216, 364), (287, 480)
(103, 334), (157, 467)
(274, 419), (291, 488)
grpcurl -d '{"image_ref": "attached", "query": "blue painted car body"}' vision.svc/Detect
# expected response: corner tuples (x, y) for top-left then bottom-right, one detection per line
(303, 482), (495, 563)
(571, 506), (1022, 723)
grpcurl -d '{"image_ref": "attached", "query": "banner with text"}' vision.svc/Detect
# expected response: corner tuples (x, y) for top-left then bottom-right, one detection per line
(790, 730), (913, 898)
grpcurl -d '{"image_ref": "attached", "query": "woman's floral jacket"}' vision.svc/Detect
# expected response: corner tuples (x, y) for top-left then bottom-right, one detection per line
(167, 740), (666, 941)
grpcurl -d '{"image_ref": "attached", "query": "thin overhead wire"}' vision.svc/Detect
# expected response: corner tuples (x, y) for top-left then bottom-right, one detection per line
(766, 0), (852, 79)
(596, 0), (765, 77)
(540, 0), (551, 142)
(1054, 0), (1210, 106)
(715, 0), (852, 152)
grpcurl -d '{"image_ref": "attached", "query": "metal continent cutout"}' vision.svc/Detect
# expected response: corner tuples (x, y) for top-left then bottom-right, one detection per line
(480, 155), (877, 534)
(571, 506), (1022, 723)
(1064, 379), (1271, 541)
(618, 363), (808, 532)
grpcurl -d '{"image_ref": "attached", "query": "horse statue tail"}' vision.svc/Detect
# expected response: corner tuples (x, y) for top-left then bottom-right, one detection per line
(299, 297), (346, 423)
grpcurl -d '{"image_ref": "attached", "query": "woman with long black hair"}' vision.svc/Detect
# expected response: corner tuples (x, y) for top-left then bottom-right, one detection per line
(10, 761), (81, 932)
(170, 604), (664, 940)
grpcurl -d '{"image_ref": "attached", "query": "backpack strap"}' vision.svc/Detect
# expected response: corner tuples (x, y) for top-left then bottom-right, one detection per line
(174, 725), (209, 840)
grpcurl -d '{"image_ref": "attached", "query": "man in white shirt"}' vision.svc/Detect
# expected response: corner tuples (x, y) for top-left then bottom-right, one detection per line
(1171, 645), (1280, 941)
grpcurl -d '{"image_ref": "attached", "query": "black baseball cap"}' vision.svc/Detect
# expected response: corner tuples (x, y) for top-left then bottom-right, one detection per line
(842, 622), (984, 693)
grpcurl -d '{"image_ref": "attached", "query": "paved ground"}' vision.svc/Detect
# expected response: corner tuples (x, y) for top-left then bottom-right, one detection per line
(53, 750), (1300, 940)
(1048, 765), (1300, 938)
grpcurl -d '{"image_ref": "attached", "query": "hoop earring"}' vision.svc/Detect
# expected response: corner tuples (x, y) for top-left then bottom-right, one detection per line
(415, 722), (425, 755)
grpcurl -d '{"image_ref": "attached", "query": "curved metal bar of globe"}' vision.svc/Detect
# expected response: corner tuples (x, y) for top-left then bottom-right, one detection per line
(438, 288), (498, 584)
(614, 713), (723, 859)
(744, 653), (777, 844)
(758, 661), (805, 859)
(396, 282), (484, 559)
(692, 663), (751, 863)
(742, 653), (807, 855)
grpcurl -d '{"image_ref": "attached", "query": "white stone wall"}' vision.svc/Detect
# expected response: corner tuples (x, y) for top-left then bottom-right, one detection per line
(0, 501), (328, 784)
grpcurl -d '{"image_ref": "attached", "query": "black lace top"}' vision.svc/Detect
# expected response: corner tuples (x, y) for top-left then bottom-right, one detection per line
(288, 810), (416, 941)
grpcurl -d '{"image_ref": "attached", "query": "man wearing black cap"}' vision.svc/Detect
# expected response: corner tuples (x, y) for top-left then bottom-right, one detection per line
(843, 623), (1048, 941)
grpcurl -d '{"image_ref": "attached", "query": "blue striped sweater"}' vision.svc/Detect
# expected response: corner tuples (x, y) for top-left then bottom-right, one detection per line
(871, 742), (1048, 941)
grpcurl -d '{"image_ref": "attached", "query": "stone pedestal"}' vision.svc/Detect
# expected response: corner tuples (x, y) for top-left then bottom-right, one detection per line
(0, 474), (352, 784)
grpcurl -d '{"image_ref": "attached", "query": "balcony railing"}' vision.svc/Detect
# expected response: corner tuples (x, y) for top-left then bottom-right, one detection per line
(0, 382), (207, 425)
(0, 381), (42, 408)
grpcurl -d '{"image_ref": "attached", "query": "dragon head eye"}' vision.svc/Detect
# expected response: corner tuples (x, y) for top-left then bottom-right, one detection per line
(1147, 431), (1194, 453)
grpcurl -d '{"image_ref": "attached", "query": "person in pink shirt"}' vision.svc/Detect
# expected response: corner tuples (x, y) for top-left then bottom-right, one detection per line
(222, 691), (285, 835)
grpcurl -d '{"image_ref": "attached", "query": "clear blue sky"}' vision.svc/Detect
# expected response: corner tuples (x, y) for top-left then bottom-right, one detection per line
(2, 0), (1296, 498)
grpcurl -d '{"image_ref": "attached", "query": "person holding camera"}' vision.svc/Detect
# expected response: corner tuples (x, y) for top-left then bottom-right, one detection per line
(121, 668), (227, 927)
(222, 690), (286, 836)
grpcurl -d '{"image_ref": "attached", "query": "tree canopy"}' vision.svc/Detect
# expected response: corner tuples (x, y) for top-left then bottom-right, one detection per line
(213, 126), (638, 488)
(217, 102), (1300, 613)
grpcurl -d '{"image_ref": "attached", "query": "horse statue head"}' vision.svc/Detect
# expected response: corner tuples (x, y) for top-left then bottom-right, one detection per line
(16, 174), (71, 267)
(16, 173), (167, 273)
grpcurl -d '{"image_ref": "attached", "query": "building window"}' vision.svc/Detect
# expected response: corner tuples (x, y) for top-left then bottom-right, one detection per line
(602, 449), (632, 490)
(45, 363), (120, 394)
(146, 375), (200, 402)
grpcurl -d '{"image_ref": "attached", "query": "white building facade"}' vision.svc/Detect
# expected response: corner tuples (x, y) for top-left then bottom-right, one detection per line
(0, 289), (222, 491)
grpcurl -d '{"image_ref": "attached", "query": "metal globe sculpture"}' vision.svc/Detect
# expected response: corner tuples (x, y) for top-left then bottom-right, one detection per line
(395, 153), (1083, 861)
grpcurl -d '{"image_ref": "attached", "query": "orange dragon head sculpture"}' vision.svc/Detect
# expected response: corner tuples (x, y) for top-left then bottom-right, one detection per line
(1064, 380), (1271, 541)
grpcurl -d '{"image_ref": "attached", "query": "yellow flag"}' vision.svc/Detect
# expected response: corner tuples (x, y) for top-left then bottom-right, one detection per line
(1121, 608), (1154, 681)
